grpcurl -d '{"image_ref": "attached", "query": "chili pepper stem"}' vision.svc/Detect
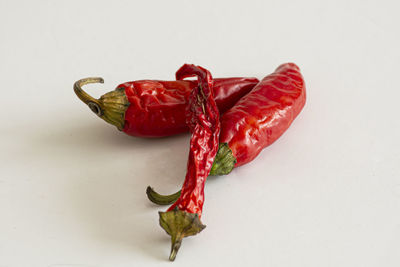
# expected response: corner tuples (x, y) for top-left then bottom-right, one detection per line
(209, 143), (236, 175)
(74, 77), (104, 107)
(159, 207), (206, 261)
(146, 143), (236, 206)
(73, 77), (130, 130)
(146, 186), (181, 206)
(169, 232), (183, 261)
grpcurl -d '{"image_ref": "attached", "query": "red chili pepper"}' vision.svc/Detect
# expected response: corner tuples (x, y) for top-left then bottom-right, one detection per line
(147, 63), (306, 205)
(158, 64), (220, 261)
(211, 63), (306, 173)
(74, 72), (258, 137)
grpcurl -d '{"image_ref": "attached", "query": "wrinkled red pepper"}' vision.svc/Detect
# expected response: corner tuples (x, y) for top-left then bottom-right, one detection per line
(158, 64), (220, 261)
(147, 63), (306, 204)
(211, 63), (306, 173)
(74, 73), (258, 137)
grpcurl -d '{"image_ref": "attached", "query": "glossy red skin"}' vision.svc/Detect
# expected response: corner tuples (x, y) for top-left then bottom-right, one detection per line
(120, 77), (258, 137)
(167, 65), (220, 217)
(220, 63), (306, 167)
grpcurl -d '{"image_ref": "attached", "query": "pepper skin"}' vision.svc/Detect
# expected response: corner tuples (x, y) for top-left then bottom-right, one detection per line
(158, 64), (220, 261)
(147, 63), (306, 205)
(210, 62), (306, 173)
(74, 72), (258, 138)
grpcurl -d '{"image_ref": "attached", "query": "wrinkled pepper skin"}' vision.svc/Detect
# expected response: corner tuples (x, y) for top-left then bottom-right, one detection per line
(146, 63), (306, 206)
(167, 65), (220, 216)
(159, 64), (220, 261)
(220, 63), (306, 167)
(146, 63), (306, 205)
(121, 77), (258, 137)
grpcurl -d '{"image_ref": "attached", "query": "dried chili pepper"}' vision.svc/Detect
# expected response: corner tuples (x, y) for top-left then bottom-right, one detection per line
(74, 71), (258, 137)
(147, 63), (306, 205)
(212, 62), (306, 172)
(158, 64), (220, 261)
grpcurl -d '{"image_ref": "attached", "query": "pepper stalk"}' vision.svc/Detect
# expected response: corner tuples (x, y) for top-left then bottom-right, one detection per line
(146, 142), (236, 206)
(73, 77), (129, 130)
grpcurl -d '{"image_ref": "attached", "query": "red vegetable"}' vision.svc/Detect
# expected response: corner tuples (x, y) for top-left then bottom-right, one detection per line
(211, 63), (306, 173)
(158, 64), (220, 261)
(147, 63), (306, 204)
(74, 72), (258, 137)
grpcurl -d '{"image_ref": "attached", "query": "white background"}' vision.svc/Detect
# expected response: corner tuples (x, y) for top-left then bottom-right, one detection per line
(1, 0), (399, 266)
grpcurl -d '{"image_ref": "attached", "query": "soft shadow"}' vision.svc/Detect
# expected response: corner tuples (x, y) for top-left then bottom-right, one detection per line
(33, 114), (190, 260)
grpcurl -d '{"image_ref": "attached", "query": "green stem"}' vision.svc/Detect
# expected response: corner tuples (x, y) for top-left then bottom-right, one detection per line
(73, 77), (130, 130)
(209, 143), (237, 175)
(146, 143), (236, 206)
(159, 207), (206, 261)
(146, 186), (181, 206)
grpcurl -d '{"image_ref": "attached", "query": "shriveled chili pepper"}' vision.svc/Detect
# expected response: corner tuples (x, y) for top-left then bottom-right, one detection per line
(74, 70), (258, 137)
(147, 63), (306, 205)
(158, 64), (220, 261)
(212, 62), (306, 172)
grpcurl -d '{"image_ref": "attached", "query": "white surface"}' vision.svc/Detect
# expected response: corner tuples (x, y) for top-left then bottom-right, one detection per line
(1, 0), (399, 266)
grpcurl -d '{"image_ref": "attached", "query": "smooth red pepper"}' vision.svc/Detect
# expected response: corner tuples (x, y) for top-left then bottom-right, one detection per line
(74, 73), (258, 138)
(158, 64), (220, 261)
